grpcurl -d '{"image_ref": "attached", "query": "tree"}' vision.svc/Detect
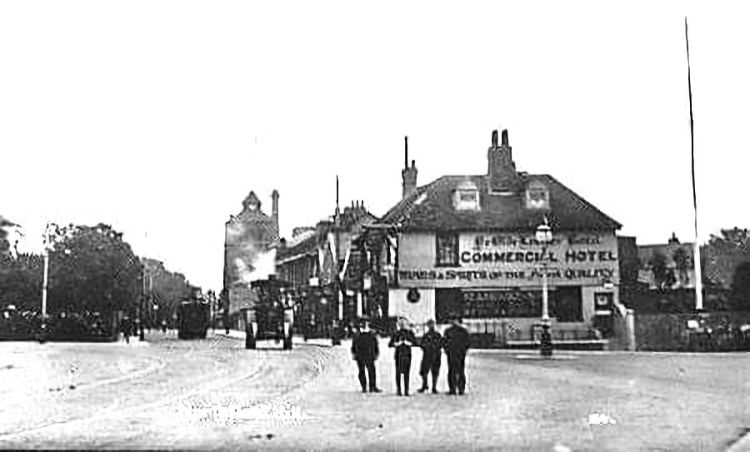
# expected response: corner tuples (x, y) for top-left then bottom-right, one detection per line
(0, 215), (17, 260)
(649, 251), (669, 289)
(672, 246), (691, 286)
(730, 262), (750, 311)
(142, 257), (193, 325)
(702, 227), (750, 289)
(47, 223), (142, 314)
(0, 253), (44, 310)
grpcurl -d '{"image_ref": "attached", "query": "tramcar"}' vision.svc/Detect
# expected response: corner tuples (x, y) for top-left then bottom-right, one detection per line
(177, 299), (210, 339)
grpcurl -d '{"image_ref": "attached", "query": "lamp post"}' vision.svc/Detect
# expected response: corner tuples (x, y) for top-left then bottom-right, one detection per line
(39, 222), (58, 343)
(535, 219), (553, 357)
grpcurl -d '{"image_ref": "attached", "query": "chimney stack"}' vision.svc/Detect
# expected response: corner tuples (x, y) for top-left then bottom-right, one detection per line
(401, 136), (418, 198)
(271, 189), (279, 232)
(487, 128), (521, 193)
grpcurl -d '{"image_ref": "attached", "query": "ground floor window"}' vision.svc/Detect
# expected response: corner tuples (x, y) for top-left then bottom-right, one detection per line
(435, 286), (583, 322)
(554, 286), (583, 322)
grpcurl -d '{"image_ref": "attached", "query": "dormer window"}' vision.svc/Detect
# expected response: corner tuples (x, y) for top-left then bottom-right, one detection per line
(454, 181), (480, 211)
(525, 181), (549, 210)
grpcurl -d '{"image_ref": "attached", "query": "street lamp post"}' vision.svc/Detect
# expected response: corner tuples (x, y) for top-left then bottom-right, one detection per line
(40, 248), (50, 342)
(536, 219), (553, 357)
(39, 222), (57, 343)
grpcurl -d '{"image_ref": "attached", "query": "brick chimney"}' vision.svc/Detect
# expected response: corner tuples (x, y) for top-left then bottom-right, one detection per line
(401, 136), (418, 198)
(487, 129), (521, 193)
(271, 189), (279, 232)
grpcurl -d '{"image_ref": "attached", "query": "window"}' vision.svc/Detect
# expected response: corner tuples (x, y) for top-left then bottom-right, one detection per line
(554, 286), (583, 322)
(464, 289), (543, 318)
(454, 181), (480, 211)
(437, 289), (545, 320)
(435, 288), (463, 323)
(525, 181), (549, 210)
(460, 191), (475, 201)
(436, 233), (459, 267)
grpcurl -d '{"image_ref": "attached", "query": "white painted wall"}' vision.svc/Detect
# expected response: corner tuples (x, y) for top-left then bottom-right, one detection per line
(388, 288), (435, 326)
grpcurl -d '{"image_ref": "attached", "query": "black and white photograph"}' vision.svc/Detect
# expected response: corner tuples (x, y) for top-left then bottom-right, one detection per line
(2, 1), (750, 450)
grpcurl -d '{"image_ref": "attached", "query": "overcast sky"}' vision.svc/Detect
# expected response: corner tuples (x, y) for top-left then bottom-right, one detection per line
(2, 1), (748, 290)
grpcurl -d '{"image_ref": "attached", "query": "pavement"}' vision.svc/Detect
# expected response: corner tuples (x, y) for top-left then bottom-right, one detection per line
(1, 331), (749, 450)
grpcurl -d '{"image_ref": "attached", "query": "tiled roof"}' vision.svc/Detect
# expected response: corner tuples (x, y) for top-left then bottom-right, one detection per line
(277, 231), (318, 261)
(277, 207), (378, 262)
(380, 174), (621, 232)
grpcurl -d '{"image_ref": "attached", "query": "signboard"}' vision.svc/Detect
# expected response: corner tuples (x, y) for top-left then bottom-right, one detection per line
(401, 232), (619, 287)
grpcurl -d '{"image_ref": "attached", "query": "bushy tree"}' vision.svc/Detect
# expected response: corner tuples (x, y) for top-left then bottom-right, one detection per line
(702, 227), (750, 289)
(0, 253), (44, 310)
(47, 223), (142, 314)
(729, 262), (750, 311)
(142, 257), (193, 324)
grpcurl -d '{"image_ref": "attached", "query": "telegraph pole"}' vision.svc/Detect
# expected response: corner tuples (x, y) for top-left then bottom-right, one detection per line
(685, 17), (704, 312)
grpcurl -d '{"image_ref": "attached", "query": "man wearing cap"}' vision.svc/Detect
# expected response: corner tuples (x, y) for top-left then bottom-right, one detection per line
(351, 318), (381, 393)
(443, 317), (471, 395)
(418, 319), (443, 394)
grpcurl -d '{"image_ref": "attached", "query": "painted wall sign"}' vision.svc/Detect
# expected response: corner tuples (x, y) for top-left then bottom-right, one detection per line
(399, 267), (616, 282)
(400, 232), (619, 287)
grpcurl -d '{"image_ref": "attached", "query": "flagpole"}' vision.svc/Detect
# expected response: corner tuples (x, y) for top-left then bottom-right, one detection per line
(685, 17), (704, 311)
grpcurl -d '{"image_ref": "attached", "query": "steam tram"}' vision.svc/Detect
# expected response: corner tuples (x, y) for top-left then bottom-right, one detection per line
(177, 292), (210, 340)
(245, 276), (295, 350)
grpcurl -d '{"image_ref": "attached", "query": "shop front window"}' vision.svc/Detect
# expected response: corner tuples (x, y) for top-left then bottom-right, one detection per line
(436, 233), (459, 267)
(554, 286), (583, 322)
(435, 288), (463, 323)
(463, 290), (543, 318)
(437, 289), (545, 320)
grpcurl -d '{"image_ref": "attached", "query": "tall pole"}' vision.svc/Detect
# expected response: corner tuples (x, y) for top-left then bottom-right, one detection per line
(139, 263), (145, 341)
(541, 264), (549, 322)
(41, 250), (49, 335)
(685, 17), (704, 311)
(40, 223), (53, 341)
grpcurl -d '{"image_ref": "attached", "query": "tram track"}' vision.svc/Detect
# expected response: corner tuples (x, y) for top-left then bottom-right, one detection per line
(0, 337), (335, 447)
(0, 338), (208, 440)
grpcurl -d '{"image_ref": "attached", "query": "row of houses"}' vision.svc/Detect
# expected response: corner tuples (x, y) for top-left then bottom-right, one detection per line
(221, 129), (698, 343)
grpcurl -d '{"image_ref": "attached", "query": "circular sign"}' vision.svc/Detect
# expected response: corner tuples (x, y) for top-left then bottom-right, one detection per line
(407, 288), (421, 304)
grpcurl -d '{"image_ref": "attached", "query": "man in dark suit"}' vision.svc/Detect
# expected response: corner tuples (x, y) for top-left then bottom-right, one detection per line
(443, 317), (471, 395)
(418, 319), (443, 394)
(351, 318), (381, 393)
(389, 319), (417, 396)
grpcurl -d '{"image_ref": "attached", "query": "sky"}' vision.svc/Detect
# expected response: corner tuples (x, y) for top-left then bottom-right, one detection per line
(2, 1), (749, 290)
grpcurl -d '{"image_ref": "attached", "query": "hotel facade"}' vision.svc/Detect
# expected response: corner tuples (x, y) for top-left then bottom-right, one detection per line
(371, 131), (624, 341)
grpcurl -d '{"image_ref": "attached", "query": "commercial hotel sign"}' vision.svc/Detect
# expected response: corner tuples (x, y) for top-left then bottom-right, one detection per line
(399, 232), (619, 287)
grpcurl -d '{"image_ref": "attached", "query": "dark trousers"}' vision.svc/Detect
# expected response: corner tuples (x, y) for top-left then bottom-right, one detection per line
(356, 359), (377, 391)
(447, 352), (466, 394)
(419, 352), (441, 390)
(395, 355), (411, 395)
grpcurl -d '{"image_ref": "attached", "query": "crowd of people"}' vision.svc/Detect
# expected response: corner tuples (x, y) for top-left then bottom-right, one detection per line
(351, 317), (471, 396)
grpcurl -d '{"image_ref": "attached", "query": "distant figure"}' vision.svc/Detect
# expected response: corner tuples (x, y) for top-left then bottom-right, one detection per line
(443, 318), (471, 395)
(161, 319), (167, 333)
(418, 319), (443, 394)
(389, 319), (417, 396)
(351, 319), (381, 393)
(121, 316), (132, 344)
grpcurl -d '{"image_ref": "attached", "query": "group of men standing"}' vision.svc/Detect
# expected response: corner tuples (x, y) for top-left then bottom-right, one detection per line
(350, 317), (471, 396)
